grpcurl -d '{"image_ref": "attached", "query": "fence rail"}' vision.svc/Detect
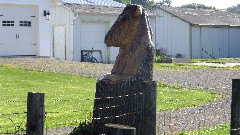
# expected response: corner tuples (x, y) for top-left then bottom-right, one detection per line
(1, 79), (240, 134)
(0, 96), (92, 135)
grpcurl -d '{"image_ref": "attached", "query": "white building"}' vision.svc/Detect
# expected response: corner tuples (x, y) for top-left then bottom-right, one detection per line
(0, 0), (53, 56)
(155, 7), (240, 59)
(6, 0), (238, 61)
(51, 1), (157, 63)
(0, 0), (157, 63)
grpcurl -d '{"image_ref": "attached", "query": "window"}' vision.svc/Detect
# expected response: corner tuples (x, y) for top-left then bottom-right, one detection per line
(2, 21), (14, 26)
(19, 21), (31, 27)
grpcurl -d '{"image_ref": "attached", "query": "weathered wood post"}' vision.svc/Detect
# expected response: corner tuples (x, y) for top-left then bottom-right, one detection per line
(231, 79), (240, 135)
(105, 124), (136, 135)
(26, 92), (45, 135)
(92, 4), (156, 135)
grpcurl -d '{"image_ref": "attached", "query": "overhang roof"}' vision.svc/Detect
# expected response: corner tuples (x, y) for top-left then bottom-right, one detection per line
(158, 6), (240, 27)
(62, 0), (125, 7)
(64, 3), (157, 16)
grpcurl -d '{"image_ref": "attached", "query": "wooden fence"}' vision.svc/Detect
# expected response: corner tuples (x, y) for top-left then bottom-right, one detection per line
(27, 92), (45, 135)
(92, 80), (157, 135)
(3, 79), (240, 135)
(231, 79), (240, 135)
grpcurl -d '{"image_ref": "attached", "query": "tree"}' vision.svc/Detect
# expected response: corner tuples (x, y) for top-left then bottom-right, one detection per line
(116, 0), (131, 5)
(227, 4), (240, 14)
(181, 3), (216, 10)
(159, 0), (172, 7)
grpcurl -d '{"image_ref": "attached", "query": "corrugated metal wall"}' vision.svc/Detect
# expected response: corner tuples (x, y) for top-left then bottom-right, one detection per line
(156, 9), (190, 58)
(229, 28), (240, 58)
(192, 27), (240, 59)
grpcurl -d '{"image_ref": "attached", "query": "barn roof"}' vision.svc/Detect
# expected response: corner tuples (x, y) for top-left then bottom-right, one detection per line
(62, 0), (125, 7)
(64, 3), (123, 14)
(159, 7), (240, 27)
(64, 3), (157, 16)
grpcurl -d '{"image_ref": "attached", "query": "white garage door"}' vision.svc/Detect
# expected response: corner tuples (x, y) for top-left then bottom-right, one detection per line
(80, 21), (107, 63)
(0, 5), (37, 56)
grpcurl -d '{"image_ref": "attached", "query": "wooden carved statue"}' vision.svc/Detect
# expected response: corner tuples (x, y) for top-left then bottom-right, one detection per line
(103, 4), (154, 82)
(93, 5), (156, 135)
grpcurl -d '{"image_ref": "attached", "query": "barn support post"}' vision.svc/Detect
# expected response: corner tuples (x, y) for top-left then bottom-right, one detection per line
(231, 79), (240, 135)
(26, 92), (45, 135)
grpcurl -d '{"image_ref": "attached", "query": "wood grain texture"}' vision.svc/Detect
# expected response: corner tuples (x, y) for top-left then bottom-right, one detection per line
(26, 92), (45, 135)
(92, 5), (156, 135)
(231, 79), (240, 135)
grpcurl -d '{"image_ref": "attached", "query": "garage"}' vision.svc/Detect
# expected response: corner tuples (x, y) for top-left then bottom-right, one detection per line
(0, 5), (37, 56)
(80, 21), (107, 63)
(52, 2), (156, 63)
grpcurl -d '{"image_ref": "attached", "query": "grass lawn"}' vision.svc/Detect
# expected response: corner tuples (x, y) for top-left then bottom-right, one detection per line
(156, 82), (220, 111)
(178, 123), (230, 135)
(0, 65), (97, 133)
(154, 62), (240, 71)
(0, 65), (220, 133)
(190, 58), (240, 63)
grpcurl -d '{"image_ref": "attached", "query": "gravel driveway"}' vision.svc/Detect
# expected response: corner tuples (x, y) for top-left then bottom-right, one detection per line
(0, 57), (240, 134)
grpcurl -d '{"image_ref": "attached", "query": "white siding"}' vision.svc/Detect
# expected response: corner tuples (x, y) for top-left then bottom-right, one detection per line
(156, 9), (190, 58)
(51, 5), (74, 60)
(0, 0), (52, 56)
(149, 17), (156, 47)
(39, 0), (52, 56)
(73, 13), (117, 63)
(0, 0), (38, 5)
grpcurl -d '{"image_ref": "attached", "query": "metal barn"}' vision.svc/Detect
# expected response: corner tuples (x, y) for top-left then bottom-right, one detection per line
(155, 7), (240, 59)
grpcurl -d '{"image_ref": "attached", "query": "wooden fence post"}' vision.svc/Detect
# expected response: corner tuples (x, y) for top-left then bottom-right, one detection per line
(105, 124), (136, 135)
(142, 81), (156, 135)
(231, 79), (240, 135)
(26, 92), (45, 135)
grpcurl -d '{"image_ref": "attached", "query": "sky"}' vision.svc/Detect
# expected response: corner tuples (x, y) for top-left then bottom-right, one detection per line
(153, 0), (239, 9)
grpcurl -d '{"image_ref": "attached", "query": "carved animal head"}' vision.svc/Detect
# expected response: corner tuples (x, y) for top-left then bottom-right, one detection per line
(103, 4), (154, 82)
(105, 5), (149, 49)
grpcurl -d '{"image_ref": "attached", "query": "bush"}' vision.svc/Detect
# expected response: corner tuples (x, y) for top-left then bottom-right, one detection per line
(154, 54), (171, 63)
(155, 48), (171, 63)
(155, 55), (161, 63)
(175, 53), (182, 58)
(70, 121), (92, 135)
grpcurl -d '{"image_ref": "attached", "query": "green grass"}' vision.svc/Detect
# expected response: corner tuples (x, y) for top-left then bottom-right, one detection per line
(154, 63), (208, 70)
(190, 58), (240, 63)
(0, 65), (96, 133)
(178, 123), (230, 135)
(154, 63), (240, 71)
(0, 65), (221, 133)
(156, 82), (221, 111)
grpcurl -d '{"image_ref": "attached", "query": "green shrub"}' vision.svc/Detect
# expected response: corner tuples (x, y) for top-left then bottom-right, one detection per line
(154, 54), (171, 63)
(70, 121), (92, 135)
(175, 53), (182, 58)
(155, 55), (161, 63)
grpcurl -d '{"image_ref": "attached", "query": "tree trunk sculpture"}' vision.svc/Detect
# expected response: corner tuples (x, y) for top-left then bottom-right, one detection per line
(92, 5), (156, 135)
